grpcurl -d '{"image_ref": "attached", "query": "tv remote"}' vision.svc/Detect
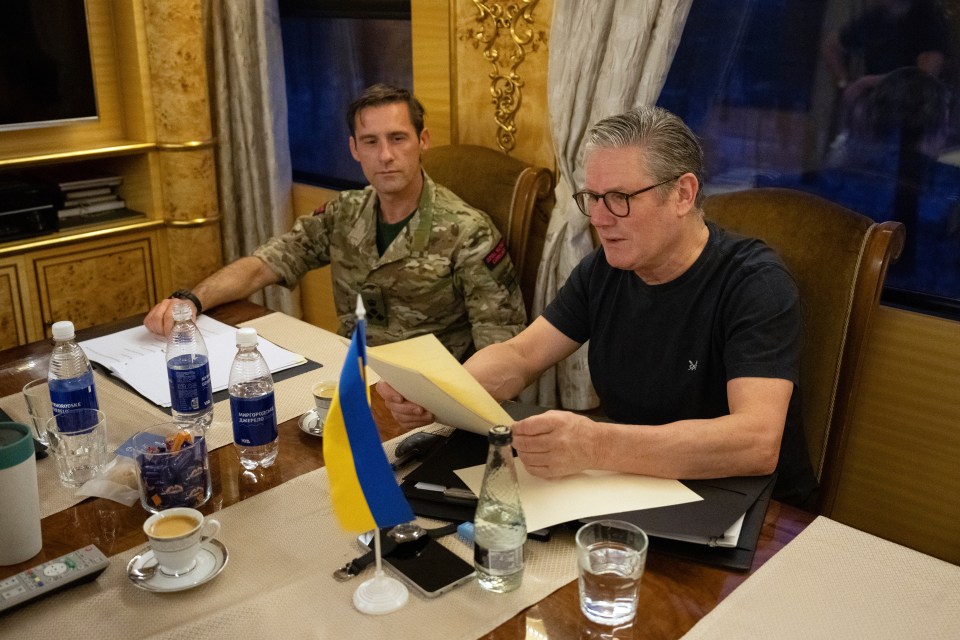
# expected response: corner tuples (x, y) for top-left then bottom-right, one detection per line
(0, 545), (109, 614)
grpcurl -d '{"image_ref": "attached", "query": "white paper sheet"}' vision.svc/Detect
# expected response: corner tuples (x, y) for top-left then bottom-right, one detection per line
(80, 315), (306, 407)
(455, 463), (702, 532)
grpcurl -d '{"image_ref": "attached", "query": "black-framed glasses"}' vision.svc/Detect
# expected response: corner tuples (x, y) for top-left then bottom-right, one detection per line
(572, 175), (682, 218)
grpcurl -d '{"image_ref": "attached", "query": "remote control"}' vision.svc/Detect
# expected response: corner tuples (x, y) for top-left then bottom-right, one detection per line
(0, 545), (109, 614)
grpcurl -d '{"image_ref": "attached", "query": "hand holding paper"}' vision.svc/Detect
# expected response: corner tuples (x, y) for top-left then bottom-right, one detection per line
(367, 334), (511, 434)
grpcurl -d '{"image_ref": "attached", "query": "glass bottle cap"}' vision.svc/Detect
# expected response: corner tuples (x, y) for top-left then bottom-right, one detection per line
(489, 424), (512, 445)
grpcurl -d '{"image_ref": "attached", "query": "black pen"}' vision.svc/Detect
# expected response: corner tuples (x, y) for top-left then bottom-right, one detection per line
(414, 482), (478, 504)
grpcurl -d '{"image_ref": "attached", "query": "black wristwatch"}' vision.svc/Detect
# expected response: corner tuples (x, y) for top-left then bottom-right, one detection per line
(169, 289), (202, 316)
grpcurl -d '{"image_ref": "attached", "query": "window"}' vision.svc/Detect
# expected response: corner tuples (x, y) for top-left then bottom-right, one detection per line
(279, 1), (412, 189)
(659, 0), (960, 318)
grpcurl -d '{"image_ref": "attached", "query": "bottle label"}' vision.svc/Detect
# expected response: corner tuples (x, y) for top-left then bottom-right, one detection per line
(167, 355), (213, 413)
(474, 545), (524, 576)
(230, 392), (278, 446)
(49, 371), (99, 431)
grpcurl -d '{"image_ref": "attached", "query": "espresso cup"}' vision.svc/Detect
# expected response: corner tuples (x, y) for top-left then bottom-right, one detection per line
(143, 507), (220, 576)
(311, 379), (337, 419)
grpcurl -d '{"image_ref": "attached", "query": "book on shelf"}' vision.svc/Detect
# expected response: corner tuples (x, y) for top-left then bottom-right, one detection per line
(56, 174), (123, 192)
(64, 186), (114, 200)
(26, 167), (124, 193)
(63, 193), (119, 207)
(58, 199), (127, 219)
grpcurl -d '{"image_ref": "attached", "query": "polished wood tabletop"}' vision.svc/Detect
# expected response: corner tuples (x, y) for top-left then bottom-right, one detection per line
(0, 301), (814, 638)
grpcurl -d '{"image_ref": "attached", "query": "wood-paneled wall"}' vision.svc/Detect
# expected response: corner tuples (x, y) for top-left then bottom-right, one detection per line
(832, 307), (960, 563)
(292, 184), (338, 332)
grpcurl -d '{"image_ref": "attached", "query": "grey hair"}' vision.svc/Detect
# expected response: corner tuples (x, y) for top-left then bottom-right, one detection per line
(585, 106), (705, 209)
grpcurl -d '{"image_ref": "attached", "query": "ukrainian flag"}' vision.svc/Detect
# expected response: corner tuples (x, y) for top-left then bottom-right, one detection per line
(323, 316), (414, 532)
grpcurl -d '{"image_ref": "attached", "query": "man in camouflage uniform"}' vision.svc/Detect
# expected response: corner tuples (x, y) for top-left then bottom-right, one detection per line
(144, 84), (525, 360)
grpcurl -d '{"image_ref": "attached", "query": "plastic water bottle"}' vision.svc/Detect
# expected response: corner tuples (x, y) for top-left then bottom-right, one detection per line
(474, 424), (526, 592)
(228, 327), (278, 469)
(47, 320), (99, 431)
(165, 301), (213, 430)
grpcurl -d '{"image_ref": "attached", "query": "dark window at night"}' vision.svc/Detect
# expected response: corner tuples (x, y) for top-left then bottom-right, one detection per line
(279, 1), (412, 190)
(659, 0), (960, 318)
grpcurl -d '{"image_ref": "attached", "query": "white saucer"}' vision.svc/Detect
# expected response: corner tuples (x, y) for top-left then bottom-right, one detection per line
(298, 409), (324, 437)
(126, 539), (229, 592)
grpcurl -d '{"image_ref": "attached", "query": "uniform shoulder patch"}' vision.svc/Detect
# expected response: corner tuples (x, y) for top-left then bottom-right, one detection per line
(484, 238), (508, 269)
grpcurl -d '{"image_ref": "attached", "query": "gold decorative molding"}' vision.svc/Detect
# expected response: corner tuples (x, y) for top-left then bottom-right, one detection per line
(462, 0), (547, 153)
(0, 142), (155, 169)
(165, 215), (222, 228)
(0, 219), (164, 257)
(156, 138), (216, 151)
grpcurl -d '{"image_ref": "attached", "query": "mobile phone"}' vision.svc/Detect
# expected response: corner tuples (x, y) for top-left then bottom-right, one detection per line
(357, 529), (475, 598)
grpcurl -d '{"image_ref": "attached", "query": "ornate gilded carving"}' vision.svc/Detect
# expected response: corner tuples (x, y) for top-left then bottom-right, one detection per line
(462, 1), (547, 153)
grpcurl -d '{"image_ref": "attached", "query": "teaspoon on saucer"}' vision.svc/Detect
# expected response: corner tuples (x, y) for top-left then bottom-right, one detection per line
(129, 563), (157, 581)
(299, 409), (324, 436)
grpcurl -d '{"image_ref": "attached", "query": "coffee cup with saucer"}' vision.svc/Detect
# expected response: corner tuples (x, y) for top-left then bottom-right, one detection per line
(127, 507), (228, 592)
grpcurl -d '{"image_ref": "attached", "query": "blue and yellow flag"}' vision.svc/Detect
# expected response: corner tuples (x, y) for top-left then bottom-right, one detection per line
(323, 314), (414, 532)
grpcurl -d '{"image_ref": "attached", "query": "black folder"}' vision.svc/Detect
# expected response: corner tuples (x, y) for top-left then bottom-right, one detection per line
(399, 401), (775, 570)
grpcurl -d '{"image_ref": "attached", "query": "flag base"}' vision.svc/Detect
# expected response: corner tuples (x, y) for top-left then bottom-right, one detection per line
(353, 570), (408, 615)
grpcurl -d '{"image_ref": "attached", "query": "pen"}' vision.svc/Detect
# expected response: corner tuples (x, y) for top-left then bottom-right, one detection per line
(414, 482), (478, 504)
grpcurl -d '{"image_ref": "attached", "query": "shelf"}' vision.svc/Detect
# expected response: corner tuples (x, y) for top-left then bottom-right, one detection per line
(0, 214), (163, 257)
(0, 142), (156, 170)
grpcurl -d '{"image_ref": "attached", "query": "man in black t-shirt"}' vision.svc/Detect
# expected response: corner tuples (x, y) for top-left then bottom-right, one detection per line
(379, 106), (817, 508)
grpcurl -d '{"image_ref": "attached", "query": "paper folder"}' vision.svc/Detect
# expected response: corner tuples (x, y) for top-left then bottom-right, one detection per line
(401, 401), (775, 570)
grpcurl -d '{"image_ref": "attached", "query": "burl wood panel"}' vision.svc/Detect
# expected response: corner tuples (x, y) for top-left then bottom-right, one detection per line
(141, 0), (213, 142)
(158, 149), (219, 221)
(34, 238), (158, 335)
(0, 263), (28, 350)
(162, 224), (223, 293)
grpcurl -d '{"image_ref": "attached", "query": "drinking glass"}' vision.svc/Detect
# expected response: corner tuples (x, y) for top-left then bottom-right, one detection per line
(576, 520), (648, 626)
(45, 409), (108, 488)
(22, 378), (53, 446)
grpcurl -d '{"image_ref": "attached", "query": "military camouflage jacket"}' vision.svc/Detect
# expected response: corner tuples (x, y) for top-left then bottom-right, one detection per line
(254, 172), (526, 359)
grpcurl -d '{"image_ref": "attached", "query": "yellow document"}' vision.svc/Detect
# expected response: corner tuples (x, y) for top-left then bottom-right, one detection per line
(366, 334), (512, 434)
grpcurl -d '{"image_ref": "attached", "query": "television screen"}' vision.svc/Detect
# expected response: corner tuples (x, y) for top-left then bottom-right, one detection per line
(0, 0), (98, 132)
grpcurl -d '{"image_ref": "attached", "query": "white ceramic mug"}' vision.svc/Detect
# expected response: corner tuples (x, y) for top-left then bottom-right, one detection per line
(143, 507), (220, 576)
(0, 423), (42, 566)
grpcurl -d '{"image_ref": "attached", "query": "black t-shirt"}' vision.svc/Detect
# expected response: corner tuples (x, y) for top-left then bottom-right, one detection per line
(543, 220), (817, 507)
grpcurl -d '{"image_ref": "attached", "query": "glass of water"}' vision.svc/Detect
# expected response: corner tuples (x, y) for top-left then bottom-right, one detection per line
(576, 519), (648, 626)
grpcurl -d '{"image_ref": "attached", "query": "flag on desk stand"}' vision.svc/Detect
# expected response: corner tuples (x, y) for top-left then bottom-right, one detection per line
(323, 295), (414, 532)
(322, 296), (413, 614)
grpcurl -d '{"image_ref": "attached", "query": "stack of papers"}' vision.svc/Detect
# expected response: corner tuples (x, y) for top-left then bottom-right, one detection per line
(80, 316), (306, 407)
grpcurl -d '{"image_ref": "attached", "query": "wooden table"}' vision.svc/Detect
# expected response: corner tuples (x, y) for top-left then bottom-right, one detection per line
(0, 302), (814, 638)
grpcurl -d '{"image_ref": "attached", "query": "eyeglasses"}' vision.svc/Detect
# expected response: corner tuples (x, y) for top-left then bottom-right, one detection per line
(572, 175), (682, 218)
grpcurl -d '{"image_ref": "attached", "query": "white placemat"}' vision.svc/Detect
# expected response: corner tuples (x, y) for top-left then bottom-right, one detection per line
(2, 451), (577, 639)
(682, 516), (960, 639)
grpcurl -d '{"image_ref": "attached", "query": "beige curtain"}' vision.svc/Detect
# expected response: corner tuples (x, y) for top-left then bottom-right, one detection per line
(535, 0), (693, 410)
(207, 0), (300, 317)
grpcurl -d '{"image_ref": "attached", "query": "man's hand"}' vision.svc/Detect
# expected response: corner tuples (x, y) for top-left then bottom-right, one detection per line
(375, 380), (434, 430)
(144, 297), (194, 336)
(512, 411), (599, 478)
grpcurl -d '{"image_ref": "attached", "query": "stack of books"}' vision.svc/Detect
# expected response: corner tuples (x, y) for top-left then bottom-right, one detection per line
(56, 173), (126, 226)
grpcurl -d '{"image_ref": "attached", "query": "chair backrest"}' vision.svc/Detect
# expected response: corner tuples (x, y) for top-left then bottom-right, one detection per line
(421, 144), (555, 319)
(704, 188), (905, 514)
